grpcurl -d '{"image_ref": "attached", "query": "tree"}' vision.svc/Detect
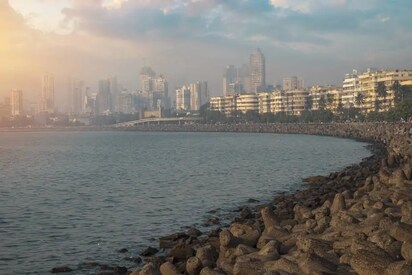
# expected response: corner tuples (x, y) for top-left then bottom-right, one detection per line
(245, 110), (260, 123)
(355, 93), (365, 107)
(326, 93), (334, 108)
(318, 95), (327, 110)
(392, 80), (402, 103)
(305, 96), (313, 111)
(377, 82), (386, 99)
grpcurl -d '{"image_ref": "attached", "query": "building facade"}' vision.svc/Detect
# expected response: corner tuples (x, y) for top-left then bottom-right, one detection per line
(11, 89), (23, 116)
(249, 48), (266, 93)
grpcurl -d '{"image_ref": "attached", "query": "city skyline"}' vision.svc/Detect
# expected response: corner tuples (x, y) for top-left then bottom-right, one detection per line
(1, 0), (412, 110)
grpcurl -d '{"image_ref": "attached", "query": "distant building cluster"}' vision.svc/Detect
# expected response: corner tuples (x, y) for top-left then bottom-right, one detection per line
(1, 47), (412, 126)
(175, 81), (209, 112)
(210, 68), (412, 116)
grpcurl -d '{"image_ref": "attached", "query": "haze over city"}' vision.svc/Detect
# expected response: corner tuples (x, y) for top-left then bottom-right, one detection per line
(1, 0), (412, 110)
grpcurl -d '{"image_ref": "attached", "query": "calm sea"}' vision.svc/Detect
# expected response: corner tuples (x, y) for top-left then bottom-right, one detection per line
(0, 131), (370, 274)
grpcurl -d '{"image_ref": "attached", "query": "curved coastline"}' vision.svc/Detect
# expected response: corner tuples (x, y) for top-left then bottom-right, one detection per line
(54, 123), (412, 274)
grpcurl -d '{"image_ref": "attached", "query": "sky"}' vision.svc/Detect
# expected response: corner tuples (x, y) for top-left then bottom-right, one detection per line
(1, 0), (412, 109)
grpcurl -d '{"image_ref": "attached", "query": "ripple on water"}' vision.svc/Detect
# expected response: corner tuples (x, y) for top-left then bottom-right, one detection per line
(0, 131), (371, 274)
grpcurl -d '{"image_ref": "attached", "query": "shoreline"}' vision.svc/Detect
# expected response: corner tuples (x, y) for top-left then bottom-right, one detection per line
(44, 122), (412, 274)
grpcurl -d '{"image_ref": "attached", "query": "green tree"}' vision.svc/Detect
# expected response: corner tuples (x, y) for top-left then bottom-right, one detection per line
(245, 110), (260, 123)
(355, 93), (365, 107)
(392, 80), (402, 103)
(377, 82), (386, 99)
(305, 96), (313, 111)
(318, 95), (327, 110)
(326, 93), (334, 108)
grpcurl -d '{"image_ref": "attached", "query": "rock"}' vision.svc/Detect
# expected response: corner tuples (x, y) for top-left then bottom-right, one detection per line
(350, 249), (393, 275)
(117, 248), (128, 253)
(204, 218), (220, 226)
(389, 168), (407, 186)
(139, 262), (161, 275)
(199, 267), (225, 275)
(187, 228), (202, 238)
(401, 201), (412, 224)
(159, 232), (188, 249)
(123, 256), (142, 264)
(196, 245), (218, 268)
(140, 246), (159, 257)
(401, 240), (412, 261)
(261, 207), (280, 229)
(233, 259), (265, 275)
(303, 175), (328, 185)
(233, 244), (257, 256)
(160, 262), (180, 275)
(368, 231), (394, 250)
(298, 253), (337, 274)
(168, 243), (195, 261)
(385, 261), (412, 275)
(264, 257), (300, 274)
(389, 222), (412, 241)
(239, 207), (254, 219)
(186, 257), (203, 275)
(293, 205), (313, 223)
(297, 236), (330, 252)
(228, 223), (260, 247)
(51, 266), (73, 273)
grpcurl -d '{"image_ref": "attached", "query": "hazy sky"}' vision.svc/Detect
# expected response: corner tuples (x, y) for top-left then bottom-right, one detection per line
(1, 0), (412, 108)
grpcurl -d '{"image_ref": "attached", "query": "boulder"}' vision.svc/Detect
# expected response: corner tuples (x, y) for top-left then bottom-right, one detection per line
(196, 245), (218, 268)
(298, 253), (337, 275)
(401, 240), (412, 261)
(389, 222), (412, 241)
(350, 249), (393, 275)
(186, 257), (202, 275)
(160, 262), (180, 275)
(330, 193), (346, 214)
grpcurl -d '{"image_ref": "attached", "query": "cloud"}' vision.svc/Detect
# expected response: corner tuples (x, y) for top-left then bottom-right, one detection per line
(1, 0), (411, 104)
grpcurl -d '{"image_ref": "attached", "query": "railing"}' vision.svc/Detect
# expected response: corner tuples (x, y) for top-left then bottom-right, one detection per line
(113, 117), (203, 127)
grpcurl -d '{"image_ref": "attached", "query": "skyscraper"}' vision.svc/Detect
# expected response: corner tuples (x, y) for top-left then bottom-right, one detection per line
(249, 48), (266, 93)
(190, 81), (209, 111)
(283, 76), (304, 91)
(41, 72), (54, 113)
(68, 78), (84, 115)
(223, 65), (237, 96)
(11, 89), (23, 116)
(139, 67), (169, 110)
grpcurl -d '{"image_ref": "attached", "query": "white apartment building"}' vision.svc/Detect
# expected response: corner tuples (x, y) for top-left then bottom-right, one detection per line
(237, 94), (258, 114)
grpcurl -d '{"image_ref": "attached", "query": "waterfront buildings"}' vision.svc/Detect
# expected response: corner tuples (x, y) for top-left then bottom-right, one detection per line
(210, 68), (412, 117)
(222, 64), (249, 96)
(68, 79), (85, 115)
(140, 67), (169, 110)
(176, 86), (191, 111)
(11, 89), (23, 116)
(176, 81), (209, 111)
(40, 72), (54, 113)
(343, 69), (412, 113)
(249, 48), (266, 93)
(283, 77), (304, 91)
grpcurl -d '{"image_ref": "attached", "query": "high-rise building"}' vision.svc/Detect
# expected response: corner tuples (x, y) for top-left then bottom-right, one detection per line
(68, 78), (84, 115)
(223, 65), (237, 96)
(11, 89), (23, 116)
(41, 72), (54, 113)
(189, 81), (209, 111)
(176, 86), (191, 111)
(249, 48), (266, 93)
(96, 79), (111, 115)
(139, 67), (169, 110)
(283, 76), (304, 91)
